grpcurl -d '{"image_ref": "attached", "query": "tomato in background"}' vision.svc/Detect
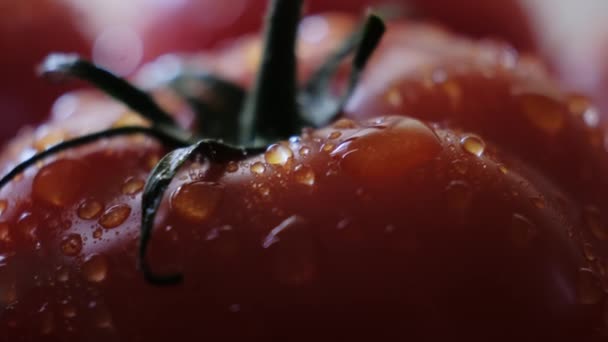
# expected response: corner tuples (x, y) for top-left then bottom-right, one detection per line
(0, 1), (89, 144)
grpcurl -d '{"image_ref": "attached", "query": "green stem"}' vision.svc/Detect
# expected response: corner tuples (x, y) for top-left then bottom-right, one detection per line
(239, 0), (303, 145)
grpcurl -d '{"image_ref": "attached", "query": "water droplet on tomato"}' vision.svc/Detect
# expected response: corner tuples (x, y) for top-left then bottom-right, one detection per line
(82, 254), (108, 283)
(584, 206), (607, 240)
(328, 131), (342, 140)
(171, 181), (223, 223)
(265, 143), (293, 166)
(294, 165), (315, 186)
(33, 129), (68, 151)
(17, 212), (38, 241)
(519, 94), (565, 135)
(250, 162), (266, 175)
(385, 88), (403, 107)
(445, 180), (473, 212)
(299, 146), (311, 157)
(529, 197), (545, 209)
(61, 234), (83, 256)
(578, 268), (603, 304)
(461, 135), (485, 157)
(333, 118), (357, 129)
(0, 200), (6, 217)
(33, 159), (88, 207)
(321, 142), (335, 153)
(78, 199), (104, 220)
(63, 305), (77, 318)
(583, 243), (596, 262)
(337, 117), (441, 181)
(99, 204), (131, 229)
(510, 213), (537, 248)
(122, 177), (144, 195)
(56, 267), (69, 283)
(92, 228), (103, 239)
(226, 161), (239, 173)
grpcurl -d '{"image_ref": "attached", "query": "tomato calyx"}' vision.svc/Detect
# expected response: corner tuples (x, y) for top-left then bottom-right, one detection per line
(0, 0), (386, 286)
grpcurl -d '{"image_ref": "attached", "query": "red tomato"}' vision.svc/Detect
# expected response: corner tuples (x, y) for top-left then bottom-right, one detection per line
(0, 1), (89, 144)
(0, 4), (604, 342)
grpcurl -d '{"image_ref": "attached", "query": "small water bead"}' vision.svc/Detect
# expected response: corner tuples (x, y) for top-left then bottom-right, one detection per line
(226, 161), (239, 173)
(78, 199), (104, 220)
(0, 200), (7, 216)
(61, 234), (83, 256)
(442, 80), (462, 107)
(265, 144), (293, 166)
(321, 143), (335, 153)
(578, 268), (603, 305)
(122, 177), (145, 195)
(445, 181), (473, 212)
(82, 254), (108, 283)
(510, 214), (537, 248)
(385, 88), (403, 107)
(336, 117), (441, 181)
(332, 118), (357, 129)
(584, 206), (608, 241)
(33, 159), (88, 207)
(258, 186), (271, 197)
(17, 213), (38, 241)
(63, 305), (77, 318)
(34, 129), (68, 151)
(568, 94), (591, 116)
(583, 243), (596, 262)
(93, 228), (103, 239)
(171, 181), (223, 223)
(328, 131), (342, 140)
(0, 223), (10, 242)
(99, 204), (131, 229)
(250, 162), (266, 174)
(56, 267), (69, 283)
(299, 146), (311, 157)
(460, 135), (485, 157)
(519, 93), (565, 135)
(529, 197), (545, 209)
(294, 165), (315, 186)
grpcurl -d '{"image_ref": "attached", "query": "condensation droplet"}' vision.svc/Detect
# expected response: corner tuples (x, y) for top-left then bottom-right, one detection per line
(328, 131), (342, 140)
(299, 146), (311, 157)
(0, 223), (10, 242)
(385, 88), (403, 107)
(584, 206), (608, 241)
(78, 199), (104, 220)
(519, 93), (565, 135)
(578, 268), (603, 304)
(0, 200), (7, 217)
(226, 161), (239, 173)
(321, 143), (335, 153)
(61, 234), (83, 256)
(93, 228), (103, 239)
(294, 165), (315, 186)
(445, 180), (473, 212)
(99, 204), (131, 229)
(510, 213), (537, 248)
(82, 254), (108, 283)
(583, 243), (596, 262)
(265, 144), (293, 166)
(529, 197), (545, 209)
(333, 118), (357, 129)
(33, 159), (87, 207)
(461, 135), (485, 157)
(171, 182), (223, 223)
(122, 177), (145, 195)
(250, 162), (266, 175)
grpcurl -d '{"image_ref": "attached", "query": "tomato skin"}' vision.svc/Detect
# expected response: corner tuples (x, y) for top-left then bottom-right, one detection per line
(0, 1), (89, 144)
(0, 12), (607, 342)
